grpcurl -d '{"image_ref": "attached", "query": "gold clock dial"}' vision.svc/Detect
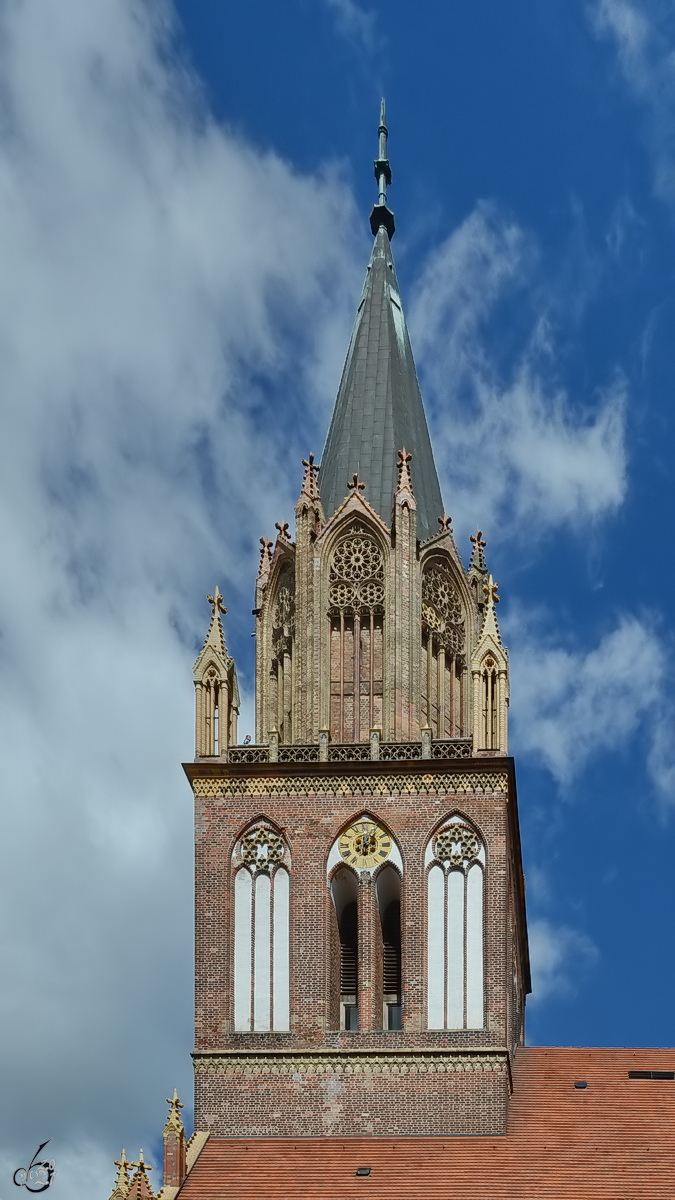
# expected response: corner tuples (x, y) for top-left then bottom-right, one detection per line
(339, 820), (392, 869)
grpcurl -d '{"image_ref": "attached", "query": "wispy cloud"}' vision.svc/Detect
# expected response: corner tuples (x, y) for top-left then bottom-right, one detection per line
(410, 202), (627, 539)
(325, 0), (376, 51)
(509, 611), (675, 804)
(528, 918), (599, 1003)
(592, 0), (675, 204)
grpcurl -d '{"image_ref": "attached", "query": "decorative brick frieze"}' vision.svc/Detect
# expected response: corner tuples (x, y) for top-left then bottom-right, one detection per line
(190, 769), (509, 798)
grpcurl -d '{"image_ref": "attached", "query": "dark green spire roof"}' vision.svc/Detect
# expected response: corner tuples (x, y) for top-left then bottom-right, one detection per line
(319, 110), (444, 541)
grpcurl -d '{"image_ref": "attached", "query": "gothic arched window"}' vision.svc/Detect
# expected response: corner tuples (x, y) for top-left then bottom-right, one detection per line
(328, 526), (385, 743)
(481, 655), (498, 750)
(233, 823), (290, 1032)
(327, 816), (403, 1030)
(421, 558), (466, 738)
(426, 816), (485, 1030)
(270, 564), (295, 743)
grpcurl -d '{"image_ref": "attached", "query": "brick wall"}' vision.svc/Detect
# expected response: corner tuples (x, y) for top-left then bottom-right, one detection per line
(188, 756), (527, 1137)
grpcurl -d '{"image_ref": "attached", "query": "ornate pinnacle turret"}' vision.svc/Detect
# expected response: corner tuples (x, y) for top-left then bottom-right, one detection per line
(370, 97), (395, 239)
(163, 1087), (185, 1137)
(479, 572), (503, 646)
(257, 536), (273, 587)
(197, 586), (227, 662)
(108, 1149), (131, 1200)
(300, 453), (321, 501)
(126, 1149), (155, 1200)
(469, 530), (488, 573)
(396, 447), (414, 495)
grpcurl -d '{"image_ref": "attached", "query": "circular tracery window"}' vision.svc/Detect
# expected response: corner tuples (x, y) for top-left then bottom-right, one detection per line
(329, 527), (384, 612)
(240, 826), (285, 870)
(434, 822), (481, 868)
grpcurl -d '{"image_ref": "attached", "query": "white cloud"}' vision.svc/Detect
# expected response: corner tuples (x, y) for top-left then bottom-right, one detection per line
(325, 0), (375, 51)
(528, 918), (598, 1004)
(509, 613), (672, 795)
(410, 203), (627, 538)
(592, 0), (675, 203)
(0, 0), (362, 1186)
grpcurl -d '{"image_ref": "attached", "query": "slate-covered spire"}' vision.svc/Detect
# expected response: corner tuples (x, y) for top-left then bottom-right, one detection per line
(319, 101), (444, 542)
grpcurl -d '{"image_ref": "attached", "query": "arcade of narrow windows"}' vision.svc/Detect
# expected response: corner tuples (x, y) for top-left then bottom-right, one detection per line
(231, 814), (485, 1034)
(328, 527), (385, 743)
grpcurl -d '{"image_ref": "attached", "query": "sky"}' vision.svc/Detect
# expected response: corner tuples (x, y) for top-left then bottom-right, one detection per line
(0, 0), (674, 1194)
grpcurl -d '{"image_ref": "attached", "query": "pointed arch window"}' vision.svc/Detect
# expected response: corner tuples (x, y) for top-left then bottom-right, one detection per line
(426, 817), (485, 1030)
(481, 655), (498, 750)
(327, 817), (404, 1030)
(328, 526), (385, 743)
(233, 824), (290, 1031)
(421, 558), (466, 738)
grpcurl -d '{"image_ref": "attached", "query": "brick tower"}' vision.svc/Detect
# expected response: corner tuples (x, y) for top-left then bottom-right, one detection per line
(185, 101), (530, 1139)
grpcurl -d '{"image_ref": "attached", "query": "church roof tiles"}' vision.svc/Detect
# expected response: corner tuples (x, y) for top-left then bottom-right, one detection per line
(176, 1047), (675, 1198)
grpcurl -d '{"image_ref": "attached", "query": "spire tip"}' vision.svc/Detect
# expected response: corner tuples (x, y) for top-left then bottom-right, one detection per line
(370, 96), (395, 239)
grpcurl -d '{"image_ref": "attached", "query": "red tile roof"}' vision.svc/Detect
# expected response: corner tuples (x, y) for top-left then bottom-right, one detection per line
(178, 1047), (675, 1198)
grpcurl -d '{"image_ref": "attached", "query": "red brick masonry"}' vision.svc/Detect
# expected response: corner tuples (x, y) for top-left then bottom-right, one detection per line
(180, 1046), (675, 1199)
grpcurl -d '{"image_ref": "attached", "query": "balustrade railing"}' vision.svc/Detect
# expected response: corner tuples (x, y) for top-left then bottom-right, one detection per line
(224, 737), (473, 765)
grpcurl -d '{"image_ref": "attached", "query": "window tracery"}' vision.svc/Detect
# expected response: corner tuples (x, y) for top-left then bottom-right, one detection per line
(426, 817), (484, 1031)
(328, 526), (385, 743)
(233, 822), (289, 1032)
(421, 559), (466, 738)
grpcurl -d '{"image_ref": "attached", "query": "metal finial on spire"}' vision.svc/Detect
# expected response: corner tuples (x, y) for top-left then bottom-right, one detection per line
(370, 97), (395, 239)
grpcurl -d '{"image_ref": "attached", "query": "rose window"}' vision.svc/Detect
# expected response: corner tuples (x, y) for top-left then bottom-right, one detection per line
(329, 528), (384, 612)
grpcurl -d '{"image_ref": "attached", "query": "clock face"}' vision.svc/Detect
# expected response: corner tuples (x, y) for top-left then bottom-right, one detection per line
(339, 820), (392, 870)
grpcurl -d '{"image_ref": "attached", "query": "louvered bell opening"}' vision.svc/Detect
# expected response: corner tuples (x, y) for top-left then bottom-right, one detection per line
(382, 900), (401, 996)
(340, 900), (358, 995)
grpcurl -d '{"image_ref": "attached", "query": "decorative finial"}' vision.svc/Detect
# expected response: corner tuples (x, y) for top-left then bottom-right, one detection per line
(113, 1149), (131, 1189)
(130, 1149), (151, 1175)
(207, 586), (227, 617)
(484, 574), (500, 606)
(300, 453), (320, 500)
(259, 535), (273, 568)
(348, 473), (365, 492)
(438, 512), (452, 532)
(275, 520), (290, 541)
(396, 447), (414, 494)
(164, 1088), (185, 1136)
(370, 97), (395, 239)
(470, 530), (487, 571)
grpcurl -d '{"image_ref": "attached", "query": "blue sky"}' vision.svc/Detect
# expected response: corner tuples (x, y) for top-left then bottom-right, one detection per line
(0, 0), (674, 1194)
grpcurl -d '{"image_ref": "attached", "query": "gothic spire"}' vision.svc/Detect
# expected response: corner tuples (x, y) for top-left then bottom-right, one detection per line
(370, 97), (395, 239)
(320, 100), (444, 542)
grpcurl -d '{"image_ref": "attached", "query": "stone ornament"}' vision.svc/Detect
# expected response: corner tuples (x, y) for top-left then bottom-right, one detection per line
(434, 821), (481, 868)
(240, 826), (285, 870)
(329, 526), (385, 612)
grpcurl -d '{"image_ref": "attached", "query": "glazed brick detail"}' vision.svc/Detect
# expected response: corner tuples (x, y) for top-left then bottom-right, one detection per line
(194, 1051), (510, 1136)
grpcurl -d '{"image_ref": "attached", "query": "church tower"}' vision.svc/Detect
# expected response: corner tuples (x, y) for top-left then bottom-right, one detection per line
(185, 102), (530, 1138)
